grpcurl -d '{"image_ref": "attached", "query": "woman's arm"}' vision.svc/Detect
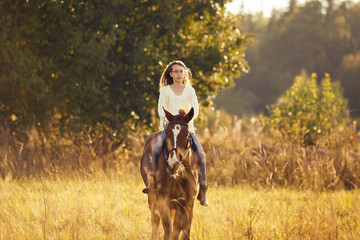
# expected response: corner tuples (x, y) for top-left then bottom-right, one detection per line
(190, 87), (199, 119)
(158, 88), (168, 129)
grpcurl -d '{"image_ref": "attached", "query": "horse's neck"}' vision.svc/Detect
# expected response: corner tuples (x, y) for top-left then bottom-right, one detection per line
(185, 150), (197, 167)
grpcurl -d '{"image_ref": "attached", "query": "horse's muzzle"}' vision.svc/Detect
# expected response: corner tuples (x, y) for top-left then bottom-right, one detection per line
(166, 160), (178, 173)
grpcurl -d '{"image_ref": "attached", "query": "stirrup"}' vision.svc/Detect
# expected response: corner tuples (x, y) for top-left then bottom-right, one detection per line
(142, 187), (149, 194)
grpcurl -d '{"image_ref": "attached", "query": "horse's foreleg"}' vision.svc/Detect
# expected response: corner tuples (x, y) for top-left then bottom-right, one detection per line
(161, 207), (172, 240)
(179, 219), (191, 240)
(149, 191), (161, 240)
(171, 209), (181, 240)
(180, 224), (190, 240)
(151, 210), (160, 240)
(179, 205), (193, 240)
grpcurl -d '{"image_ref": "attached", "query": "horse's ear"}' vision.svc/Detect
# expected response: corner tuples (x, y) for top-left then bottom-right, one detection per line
(184, 107), (194, 123)
(163, 107), (174, 122)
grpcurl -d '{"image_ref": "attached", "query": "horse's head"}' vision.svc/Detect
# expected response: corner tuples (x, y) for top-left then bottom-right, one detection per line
(163, 107), (194, 176)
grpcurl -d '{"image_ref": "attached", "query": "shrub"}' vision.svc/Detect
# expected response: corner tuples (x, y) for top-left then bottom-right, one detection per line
(264, 72), (349, 147)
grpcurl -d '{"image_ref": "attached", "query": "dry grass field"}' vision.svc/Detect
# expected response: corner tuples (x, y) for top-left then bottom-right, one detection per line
(1, 173), (360, 240)
(1, 111), (360, 239)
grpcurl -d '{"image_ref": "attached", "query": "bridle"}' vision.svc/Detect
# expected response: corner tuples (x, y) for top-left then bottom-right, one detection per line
(164, 122), (192, 162)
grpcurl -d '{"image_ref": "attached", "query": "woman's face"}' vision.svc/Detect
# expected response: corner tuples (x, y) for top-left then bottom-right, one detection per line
(170, 64), (185, 84)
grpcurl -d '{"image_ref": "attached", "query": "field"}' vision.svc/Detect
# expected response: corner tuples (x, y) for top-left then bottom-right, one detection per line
(3, 1), (360, 239)
(1, 111), (360, 239)
(1, 172), (360, 240)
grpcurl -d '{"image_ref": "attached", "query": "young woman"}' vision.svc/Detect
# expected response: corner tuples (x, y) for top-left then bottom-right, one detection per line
(144, 60), (208, 206)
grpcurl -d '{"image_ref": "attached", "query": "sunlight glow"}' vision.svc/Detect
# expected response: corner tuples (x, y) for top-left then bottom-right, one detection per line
(225, 0), (306, 17)
(225, 0), (360, 18)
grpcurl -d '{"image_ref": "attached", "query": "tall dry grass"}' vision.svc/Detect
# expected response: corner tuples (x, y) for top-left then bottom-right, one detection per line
(0, 125), (143, 179)
(1, 109), (359, 190)
(200, 110), (360, 190)
(1, 110), (360, 239)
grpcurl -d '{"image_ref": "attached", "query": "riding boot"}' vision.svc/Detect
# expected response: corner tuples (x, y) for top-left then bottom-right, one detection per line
(197, 184), (209, 206)
(190, 133), (209, 206)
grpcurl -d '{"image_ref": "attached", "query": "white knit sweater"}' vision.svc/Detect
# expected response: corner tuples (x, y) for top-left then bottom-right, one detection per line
(158, 85), (199, 133)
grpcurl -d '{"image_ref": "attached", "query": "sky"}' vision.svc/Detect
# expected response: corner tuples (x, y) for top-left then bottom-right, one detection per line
(225, 0), (306, 17)
(226, 0), (360, 17)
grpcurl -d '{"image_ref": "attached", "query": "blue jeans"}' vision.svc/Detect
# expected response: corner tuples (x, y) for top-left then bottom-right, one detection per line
(150, 131), (207, 185)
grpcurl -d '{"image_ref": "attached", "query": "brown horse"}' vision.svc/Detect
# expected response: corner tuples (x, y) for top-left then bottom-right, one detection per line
(140, 107), (199, 240)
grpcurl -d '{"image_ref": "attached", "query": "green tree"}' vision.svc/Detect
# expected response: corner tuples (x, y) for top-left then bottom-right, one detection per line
(334, 3), (360, 115)
(265, 72), (349, 147)
(217, 0), (360, 118)
(0, 0), (115, 132)
(0, 0), (251, 138)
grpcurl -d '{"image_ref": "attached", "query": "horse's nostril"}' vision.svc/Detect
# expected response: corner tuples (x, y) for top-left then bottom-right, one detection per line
(171, 162), (179, 173)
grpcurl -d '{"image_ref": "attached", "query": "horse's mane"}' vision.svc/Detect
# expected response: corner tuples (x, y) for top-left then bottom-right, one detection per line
(177, 108), (188, 116)
(164, 107), (192, 123)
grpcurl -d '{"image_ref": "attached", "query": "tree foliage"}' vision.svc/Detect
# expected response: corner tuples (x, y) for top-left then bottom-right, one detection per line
(265, 72), (349, 147)
(0, 0), (251, 137)
(217, 0), (360, 117)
